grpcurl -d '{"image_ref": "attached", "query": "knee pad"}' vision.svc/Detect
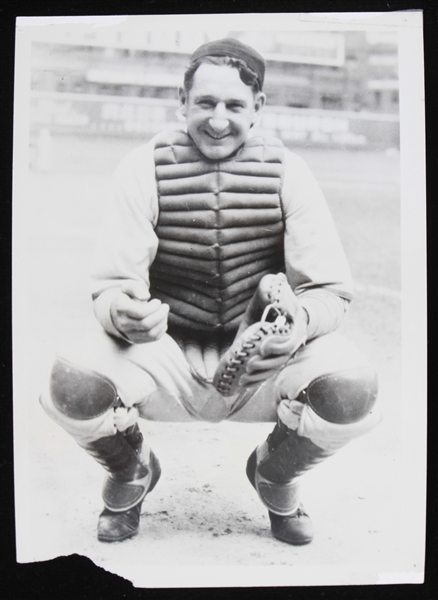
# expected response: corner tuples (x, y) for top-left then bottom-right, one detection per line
(299, 366), (378, 425)
(50, 357), (119, 420)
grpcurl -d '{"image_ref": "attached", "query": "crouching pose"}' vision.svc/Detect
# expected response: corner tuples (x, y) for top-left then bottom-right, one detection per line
(40, 38), (380, 545)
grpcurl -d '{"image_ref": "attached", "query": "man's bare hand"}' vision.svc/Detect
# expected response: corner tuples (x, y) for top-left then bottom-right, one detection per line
(110, 281), (169, 343)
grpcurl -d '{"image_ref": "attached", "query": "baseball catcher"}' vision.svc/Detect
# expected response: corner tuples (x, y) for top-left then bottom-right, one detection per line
(40, 37), (380, 545)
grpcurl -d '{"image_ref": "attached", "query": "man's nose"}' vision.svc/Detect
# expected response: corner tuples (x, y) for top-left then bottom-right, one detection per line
(209, 104), (229, 132)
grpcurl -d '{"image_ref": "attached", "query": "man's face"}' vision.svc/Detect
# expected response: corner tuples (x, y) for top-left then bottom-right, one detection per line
(179, 63), (266, 160)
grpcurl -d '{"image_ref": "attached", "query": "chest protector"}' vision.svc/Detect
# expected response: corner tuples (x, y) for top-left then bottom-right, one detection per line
(150, 131), (285, 333)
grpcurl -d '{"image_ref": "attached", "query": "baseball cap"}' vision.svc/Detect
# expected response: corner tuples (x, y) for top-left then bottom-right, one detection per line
(190, 37), (266, 89)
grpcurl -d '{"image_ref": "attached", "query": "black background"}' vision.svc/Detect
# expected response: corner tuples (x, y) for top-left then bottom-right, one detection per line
(1, 1), (436, 598)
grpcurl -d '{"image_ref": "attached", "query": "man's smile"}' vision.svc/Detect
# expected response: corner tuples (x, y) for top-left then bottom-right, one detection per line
(180, 63), (265, 160)
(203, 130), (230, 140)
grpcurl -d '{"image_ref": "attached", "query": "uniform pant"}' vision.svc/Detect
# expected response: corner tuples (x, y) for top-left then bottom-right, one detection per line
(40, 323), (381, 450)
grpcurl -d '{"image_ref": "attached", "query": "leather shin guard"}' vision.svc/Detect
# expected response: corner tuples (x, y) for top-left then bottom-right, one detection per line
(83, 423), (161, 512)
(259, 419), (334, 484)
(250, 366), (378, 517)
(248, 419), (334, 516)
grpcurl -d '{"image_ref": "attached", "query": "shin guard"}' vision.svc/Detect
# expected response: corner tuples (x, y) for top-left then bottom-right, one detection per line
(84, 424), (161, 512)
(247, 420), (333, 515)
(258, 420), (334, 484)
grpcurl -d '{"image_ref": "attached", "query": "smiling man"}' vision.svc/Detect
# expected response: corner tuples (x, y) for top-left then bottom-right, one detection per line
(41, 38), (381, 546)
(179, 58), (265, 159)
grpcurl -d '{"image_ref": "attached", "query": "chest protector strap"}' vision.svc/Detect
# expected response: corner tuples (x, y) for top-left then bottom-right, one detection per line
(150, 131), (285, 333)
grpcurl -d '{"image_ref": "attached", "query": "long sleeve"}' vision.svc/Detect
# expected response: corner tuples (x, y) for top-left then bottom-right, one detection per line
(90, 140), (159, 338)
(281, 149), (354, 339)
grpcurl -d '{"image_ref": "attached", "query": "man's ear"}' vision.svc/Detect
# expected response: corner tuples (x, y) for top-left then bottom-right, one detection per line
(178, 87), (187, 117)
(251, 92), (266, 126)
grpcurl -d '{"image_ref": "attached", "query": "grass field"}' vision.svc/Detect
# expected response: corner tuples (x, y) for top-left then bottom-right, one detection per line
(14, 134), (412, 586)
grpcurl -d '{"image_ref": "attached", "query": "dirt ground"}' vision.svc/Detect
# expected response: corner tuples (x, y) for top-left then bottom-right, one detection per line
(13, 137), (425, 588)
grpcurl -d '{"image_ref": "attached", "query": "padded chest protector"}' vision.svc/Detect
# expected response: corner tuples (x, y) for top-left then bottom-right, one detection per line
(150, 131), (285, 333)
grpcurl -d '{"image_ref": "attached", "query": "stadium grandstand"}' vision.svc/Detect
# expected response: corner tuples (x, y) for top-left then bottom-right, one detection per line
(29, 28), (399, 149)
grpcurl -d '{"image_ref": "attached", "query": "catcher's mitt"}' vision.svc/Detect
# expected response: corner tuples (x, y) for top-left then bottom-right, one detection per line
(213, 273), (307, 397)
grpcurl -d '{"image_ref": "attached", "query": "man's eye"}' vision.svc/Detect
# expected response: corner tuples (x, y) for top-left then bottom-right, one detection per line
(198, 101), (214, 109)
(227, 103), (244, 111)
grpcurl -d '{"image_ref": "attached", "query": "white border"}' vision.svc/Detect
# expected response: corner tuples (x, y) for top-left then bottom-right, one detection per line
(13, 11), (426, 588)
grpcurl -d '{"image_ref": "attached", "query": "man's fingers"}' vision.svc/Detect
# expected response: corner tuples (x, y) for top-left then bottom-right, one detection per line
(239, 370), (272, 387)
(143, 315), (169, 340)
(127, 320), (168, 343)
(118, 297), (163, 320)
(260, 326), (307, 357)
(246, 354), (286, 373)
(122, 303), (168, 338)
(138, 303), (169, 330)
(260, 337), (297, 356)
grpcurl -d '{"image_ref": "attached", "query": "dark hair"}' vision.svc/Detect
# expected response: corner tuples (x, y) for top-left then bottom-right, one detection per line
(183, 56), (261, 95)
